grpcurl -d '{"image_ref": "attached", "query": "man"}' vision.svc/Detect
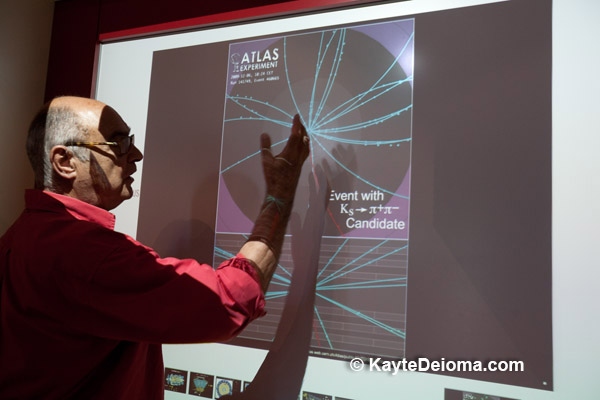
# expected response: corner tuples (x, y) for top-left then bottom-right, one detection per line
(0, 96), (309, 399)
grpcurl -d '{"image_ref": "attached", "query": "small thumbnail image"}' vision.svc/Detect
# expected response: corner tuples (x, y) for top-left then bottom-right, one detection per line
(444, 388), (518, 400)
(188, 372), (214, 398)
(463, 393), (500, 400)
(164, 367), (187, 393)
(215, 376), (242, 399)
(243, 381), (252, 391)
(303, 391), (333, 400)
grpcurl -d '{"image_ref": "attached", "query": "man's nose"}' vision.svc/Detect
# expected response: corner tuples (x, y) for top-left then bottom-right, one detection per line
(128, 143), (143, 162)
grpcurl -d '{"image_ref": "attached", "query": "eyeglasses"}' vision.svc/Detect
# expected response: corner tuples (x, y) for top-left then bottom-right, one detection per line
(65, 134), (135, 156)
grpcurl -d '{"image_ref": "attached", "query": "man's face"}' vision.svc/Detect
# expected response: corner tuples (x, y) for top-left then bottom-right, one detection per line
(75, 105), (143, 210)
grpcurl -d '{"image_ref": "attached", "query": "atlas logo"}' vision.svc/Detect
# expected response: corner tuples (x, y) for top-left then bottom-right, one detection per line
(240, 48), (279, 64)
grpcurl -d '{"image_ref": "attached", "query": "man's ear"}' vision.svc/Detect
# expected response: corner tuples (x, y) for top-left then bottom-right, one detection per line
(50, 145), (77, 180)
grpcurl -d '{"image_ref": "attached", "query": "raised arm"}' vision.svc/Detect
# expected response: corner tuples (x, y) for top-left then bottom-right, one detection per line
(239, 114), (310, 292)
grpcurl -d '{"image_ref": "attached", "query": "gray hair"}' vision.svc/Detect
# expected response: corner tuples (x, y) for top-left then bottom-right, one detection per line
(27, 103), (91, 191)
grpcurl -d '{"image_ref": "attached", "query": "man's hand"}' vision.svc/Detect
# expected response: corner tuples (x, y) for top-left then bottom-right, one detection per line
(259, 114), (310, 202)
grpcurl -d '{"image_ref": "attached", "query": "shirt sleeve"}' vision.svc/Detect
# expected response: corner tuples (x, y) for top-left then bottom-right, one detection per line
(56, 231), (266, 344)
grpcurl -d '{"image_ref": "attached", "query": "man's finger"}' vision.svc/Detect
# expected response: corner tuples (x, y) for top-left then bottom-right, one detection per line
(260, 133), (274, 163)
(292, 114), (304, 137)
(261, 133), (272, 151)
(283, 115), (309, 161)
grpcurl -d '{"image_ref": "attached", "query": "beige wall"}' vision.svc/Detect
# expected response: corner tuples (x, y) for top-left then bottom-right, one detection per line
(0, 0), (54, 234)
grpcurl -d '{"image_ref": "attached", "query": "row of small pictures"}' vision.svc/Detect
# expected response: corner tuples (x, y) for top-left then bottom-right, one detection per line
(164, 367), (355, 399)
(165, 367), (237, 398)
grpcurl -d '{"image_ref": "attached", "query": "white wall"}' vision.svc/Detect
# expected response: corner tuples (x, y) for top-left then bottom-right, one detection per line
(0, 0), (54, 233)
(552, 0), (600, 397)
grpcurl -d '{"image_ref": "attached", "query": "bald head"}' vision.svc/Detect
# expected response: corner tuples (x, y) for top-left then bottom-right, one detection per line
(51, 96), (107, 125)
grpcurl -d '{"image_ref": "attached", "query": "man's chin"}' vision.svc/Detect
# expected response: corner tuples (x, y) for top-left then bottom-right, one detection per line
(123, 182), (134, 199)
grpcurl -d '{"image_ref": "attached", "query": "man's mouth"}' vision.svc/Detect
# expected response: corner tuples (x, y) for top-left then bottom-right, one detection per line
(125, 168), (137, 181)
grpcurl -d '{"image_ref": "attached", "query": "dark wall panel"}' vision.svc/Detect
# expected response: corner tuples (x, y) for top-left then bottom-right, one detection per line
(45, 0), (101, 101)
(97, 0), (293, 34)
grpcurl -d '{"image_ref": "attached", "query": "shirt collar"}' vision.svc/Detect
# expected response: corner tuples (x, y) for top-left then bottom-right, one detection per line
(25, 189), (116, 230)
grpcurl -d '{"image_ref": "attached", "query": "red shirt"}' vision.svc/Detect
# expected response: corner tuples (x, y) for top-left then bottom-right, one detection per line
(0, 190), (265, 399)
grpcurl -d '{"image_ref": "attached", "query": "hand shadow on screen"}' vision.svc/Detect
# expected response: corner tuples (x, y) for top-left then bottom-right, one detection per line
(310, 143), (356, 237)
(222, 166), (330, 400)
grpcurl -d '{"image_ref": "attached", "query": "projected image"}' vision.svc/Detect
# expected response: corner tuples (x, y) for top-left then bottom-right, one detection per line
(213, 18), (414, 361)
(215, 234), (407, 359)
(216, 19), (413, 239)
